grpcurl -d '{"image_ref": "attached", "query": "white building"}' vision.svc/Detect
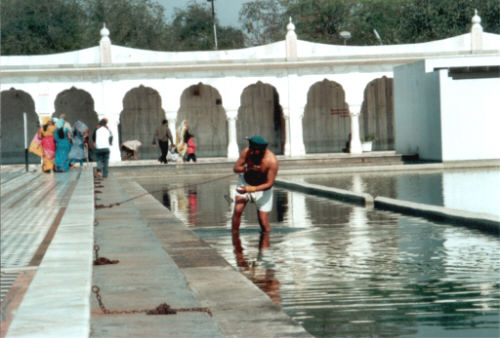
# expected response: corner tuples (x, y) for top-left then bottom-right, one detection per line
(1, 12), (499, 163)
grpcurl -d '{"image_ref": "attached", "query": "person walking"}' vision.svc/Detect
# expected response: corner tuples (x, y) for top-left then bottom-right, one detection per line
(69, 120), (89, 167)
(185, 132), (197, 162)
(153, 119), (173, 164)
(32, 117), (56, 173)
(53, 117), (72, 172)
(93, 118), (113, 178)
(231, 136), (279, 234)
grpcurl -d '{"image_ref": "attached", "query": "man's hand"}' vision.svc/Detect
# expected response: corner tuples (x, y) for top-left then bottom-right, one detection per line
(236, 185), (256, 193)
(153, 144), (157, 148)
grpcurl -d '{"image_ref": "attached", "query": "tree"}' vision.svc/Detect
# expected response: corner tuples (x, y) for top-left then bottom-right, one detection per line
(169, 3), (244, 51)
(399, 0), (500, 43)
(239, 0), (499, 46)
(0, 0), (244, 55)
(239, 0), (286, 46)
(1, 0), (86, 55)
(81, 0), (172, 50)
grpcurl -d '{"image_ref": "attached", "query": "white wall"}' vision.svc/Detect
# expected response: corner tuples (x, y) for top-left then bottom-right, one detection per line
(439, 70), (500, 161)
(394, 61), (442, 160)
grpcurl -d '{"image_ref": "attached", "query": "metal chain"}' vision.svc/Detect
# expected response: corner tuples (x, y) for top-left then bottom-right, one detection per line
(92, 285), (212, 316)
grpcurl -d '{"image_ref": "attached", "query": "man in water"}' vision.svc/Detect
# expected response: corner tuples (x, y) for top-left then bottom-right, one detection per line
(232, 136), (278, 234)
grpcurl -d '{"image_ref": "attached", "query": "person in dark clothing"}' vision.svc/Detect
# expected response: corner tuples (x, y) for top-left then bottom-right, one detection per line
(153, 119), (174, 164)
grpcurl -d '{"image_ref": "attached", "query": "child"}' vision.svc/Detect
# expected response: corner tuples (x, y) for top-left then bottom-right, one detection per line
(185, 132), (197, 162)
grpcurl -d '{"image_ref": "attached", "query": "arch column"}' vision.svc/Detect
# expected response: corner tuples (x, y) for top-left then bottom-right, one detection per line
(94, 80), (121, 161)
(282, 111), (291, 156)
(226, 109), (239, 159)
(35, 91), (57, 119)
(348, 103), (363, 154)
(287, 106), (306, 156)
(165, 110), (178, 141)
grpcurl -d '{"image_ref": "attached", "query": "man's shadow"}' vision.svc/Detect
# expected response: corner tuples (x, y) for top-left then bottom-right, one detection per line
(232, 231), (281, 305)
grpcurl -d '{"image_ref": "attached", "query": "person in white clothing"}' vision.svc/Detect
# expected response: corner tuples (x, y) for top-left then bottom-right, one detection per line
(92, 118), (113, 178)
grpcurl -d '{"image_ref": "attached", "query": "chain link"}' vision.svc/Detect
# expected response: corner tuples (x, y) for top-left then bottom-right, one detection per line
(92, 285), (212, 316)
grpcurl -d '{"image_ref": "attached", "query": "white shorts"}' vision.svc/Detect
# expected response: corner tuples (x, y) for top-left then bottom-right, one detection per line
(236, 175), (273, 212)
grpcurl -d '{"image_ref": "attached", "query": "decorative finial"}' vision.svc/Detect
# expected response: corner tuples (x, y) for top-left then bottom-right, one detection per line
(287, 17), (295, 32)
(471, 9), (481, 25)
(100, 23), (110, 38)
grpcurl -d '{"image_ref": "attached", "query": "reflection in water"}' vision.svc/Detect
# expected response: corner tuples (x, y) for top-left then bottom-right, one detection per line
(142, 176), (500, 337)
(297, 168), (500, 217)
(188, 188), (198, 224)
(232, 232), (281, 305)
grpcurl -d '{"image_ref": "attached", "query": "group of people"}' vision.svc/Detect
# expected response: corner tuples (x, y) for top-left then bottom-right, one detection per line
(153, 119), (197, 164)
(30, 115), (113, 178)
(30, 115), (89, 173)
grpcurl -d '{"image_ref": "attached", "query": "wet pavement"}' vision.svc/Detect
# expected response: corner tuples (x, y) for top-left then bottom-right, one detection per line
(0, 164), (308, 337)
(1, 156), (498, 337)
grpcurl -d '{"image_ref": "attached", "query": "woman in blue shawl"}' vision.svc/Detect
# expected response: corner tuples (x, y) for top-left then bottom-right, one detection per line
(54, 117), (72, 172)
(69, 121), (89, 167)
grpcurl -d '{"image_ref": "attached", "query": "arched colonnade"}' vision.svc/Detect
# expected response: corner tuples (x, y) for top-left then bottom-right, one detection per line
(1, 75), (394, 164)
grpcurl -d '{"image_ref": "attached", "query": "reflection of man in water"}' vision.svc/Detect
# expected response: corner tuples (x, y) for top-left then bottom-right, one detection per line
(232, 232), (281, 305)
(232, 136), (279, 233)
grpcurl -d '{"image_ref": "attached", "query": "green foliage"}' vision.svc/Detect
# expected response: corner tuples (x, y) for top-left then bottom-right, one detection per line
(0, 0), (244, 55)
(240, 0), (500, 46)
(239, 0), (287, 46)
(1, 0), (86, 55)
(83, 0), (171, 50)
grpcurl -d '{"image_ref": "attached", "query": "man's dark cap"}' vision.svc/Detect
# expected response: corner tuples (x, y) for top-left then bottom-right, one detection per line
(247, 136), (268, 150)
(162, 119), (168, 124)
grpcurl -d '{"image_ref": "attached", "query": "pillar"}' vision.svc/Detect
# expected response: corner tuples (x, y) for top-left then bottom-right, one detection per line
(471, 9), (483, 52)
(287, 107), (306, 156)
(286, 18), (297, 61)
(282, 110), (291, 156)
(226, 109), (239, 159)
(99, 24), (112, 64)
(348, 103), (363, 154)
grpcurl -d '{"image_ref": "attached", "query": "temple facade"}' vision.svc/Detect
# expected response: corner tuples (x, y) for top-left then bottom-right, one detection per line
(1, 13), (499, 163)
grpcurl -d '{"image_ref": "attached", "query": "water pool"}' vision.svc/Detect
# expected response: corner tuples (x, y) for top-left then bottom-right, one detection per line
(141, 175), (500, 337)
(287, 167), (500, 218)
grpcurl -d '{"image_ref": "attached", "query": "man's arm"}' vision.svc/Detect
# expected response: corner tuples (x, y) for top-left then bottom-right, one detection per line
(167, 128), (174, 145)
(233, 148), (249, 173)
(152, 127), (158, 145)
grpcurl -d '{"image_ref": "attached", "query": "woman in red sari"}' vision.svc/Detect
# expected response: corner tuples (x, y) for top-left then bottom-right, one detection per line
(39, 117), (56, 173)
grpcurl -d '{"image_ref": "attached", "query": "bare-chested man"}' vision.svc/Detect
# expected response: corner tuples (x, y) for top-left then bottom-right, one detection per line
(232, 136), (279, 234)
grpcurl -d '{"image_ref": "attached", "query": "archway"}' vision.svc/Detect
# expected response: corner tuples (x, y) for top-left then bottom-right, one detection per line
(54, 87), (99, 160)
(178, 83), (227, 157)
(1, 89), (39, 164)
(237, 82), (284, 154)
(120, 85), (165, 160)
(360, 76), (394, 150)
(303, 79), (349, 153)
(54, 87), (99, 131)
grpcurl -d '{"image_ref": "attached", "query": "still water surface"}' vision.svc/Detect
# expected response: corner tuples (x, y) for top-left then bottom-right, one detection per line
(141, 175), (500, 337)
(289, 167), (500, 217)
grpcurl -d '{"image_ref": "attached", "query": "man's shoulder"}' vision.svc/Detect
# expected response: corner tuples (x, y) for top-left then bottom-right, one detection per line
(264, 150), (278, 165)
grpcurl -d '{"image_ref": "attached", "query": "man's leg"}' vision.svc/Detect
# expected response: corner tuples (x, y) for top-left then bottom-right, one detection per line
(159, 140), (168, 163)
(95, 150), (103, 176)
(231, 196), (247, 233)
(257, 211), (271, 233)
(102, 150), (110, 178)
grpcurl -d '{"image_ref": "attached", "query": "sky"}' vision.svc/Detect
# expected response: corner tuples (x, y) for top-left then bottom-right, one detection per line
(154, 0), (253, 28)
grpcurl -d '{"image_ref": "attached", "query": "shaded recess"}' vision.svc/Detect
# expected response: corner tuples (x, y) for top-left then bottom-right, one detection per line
(54, 87), (99, 159)
(120, 85), (165, 160)
(177, 83), (227, 157)
(303, 79), (350, 153)
(237, 82), (284, 154)
(360, 76), (394, 150)
(1, 89), (39, 164)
